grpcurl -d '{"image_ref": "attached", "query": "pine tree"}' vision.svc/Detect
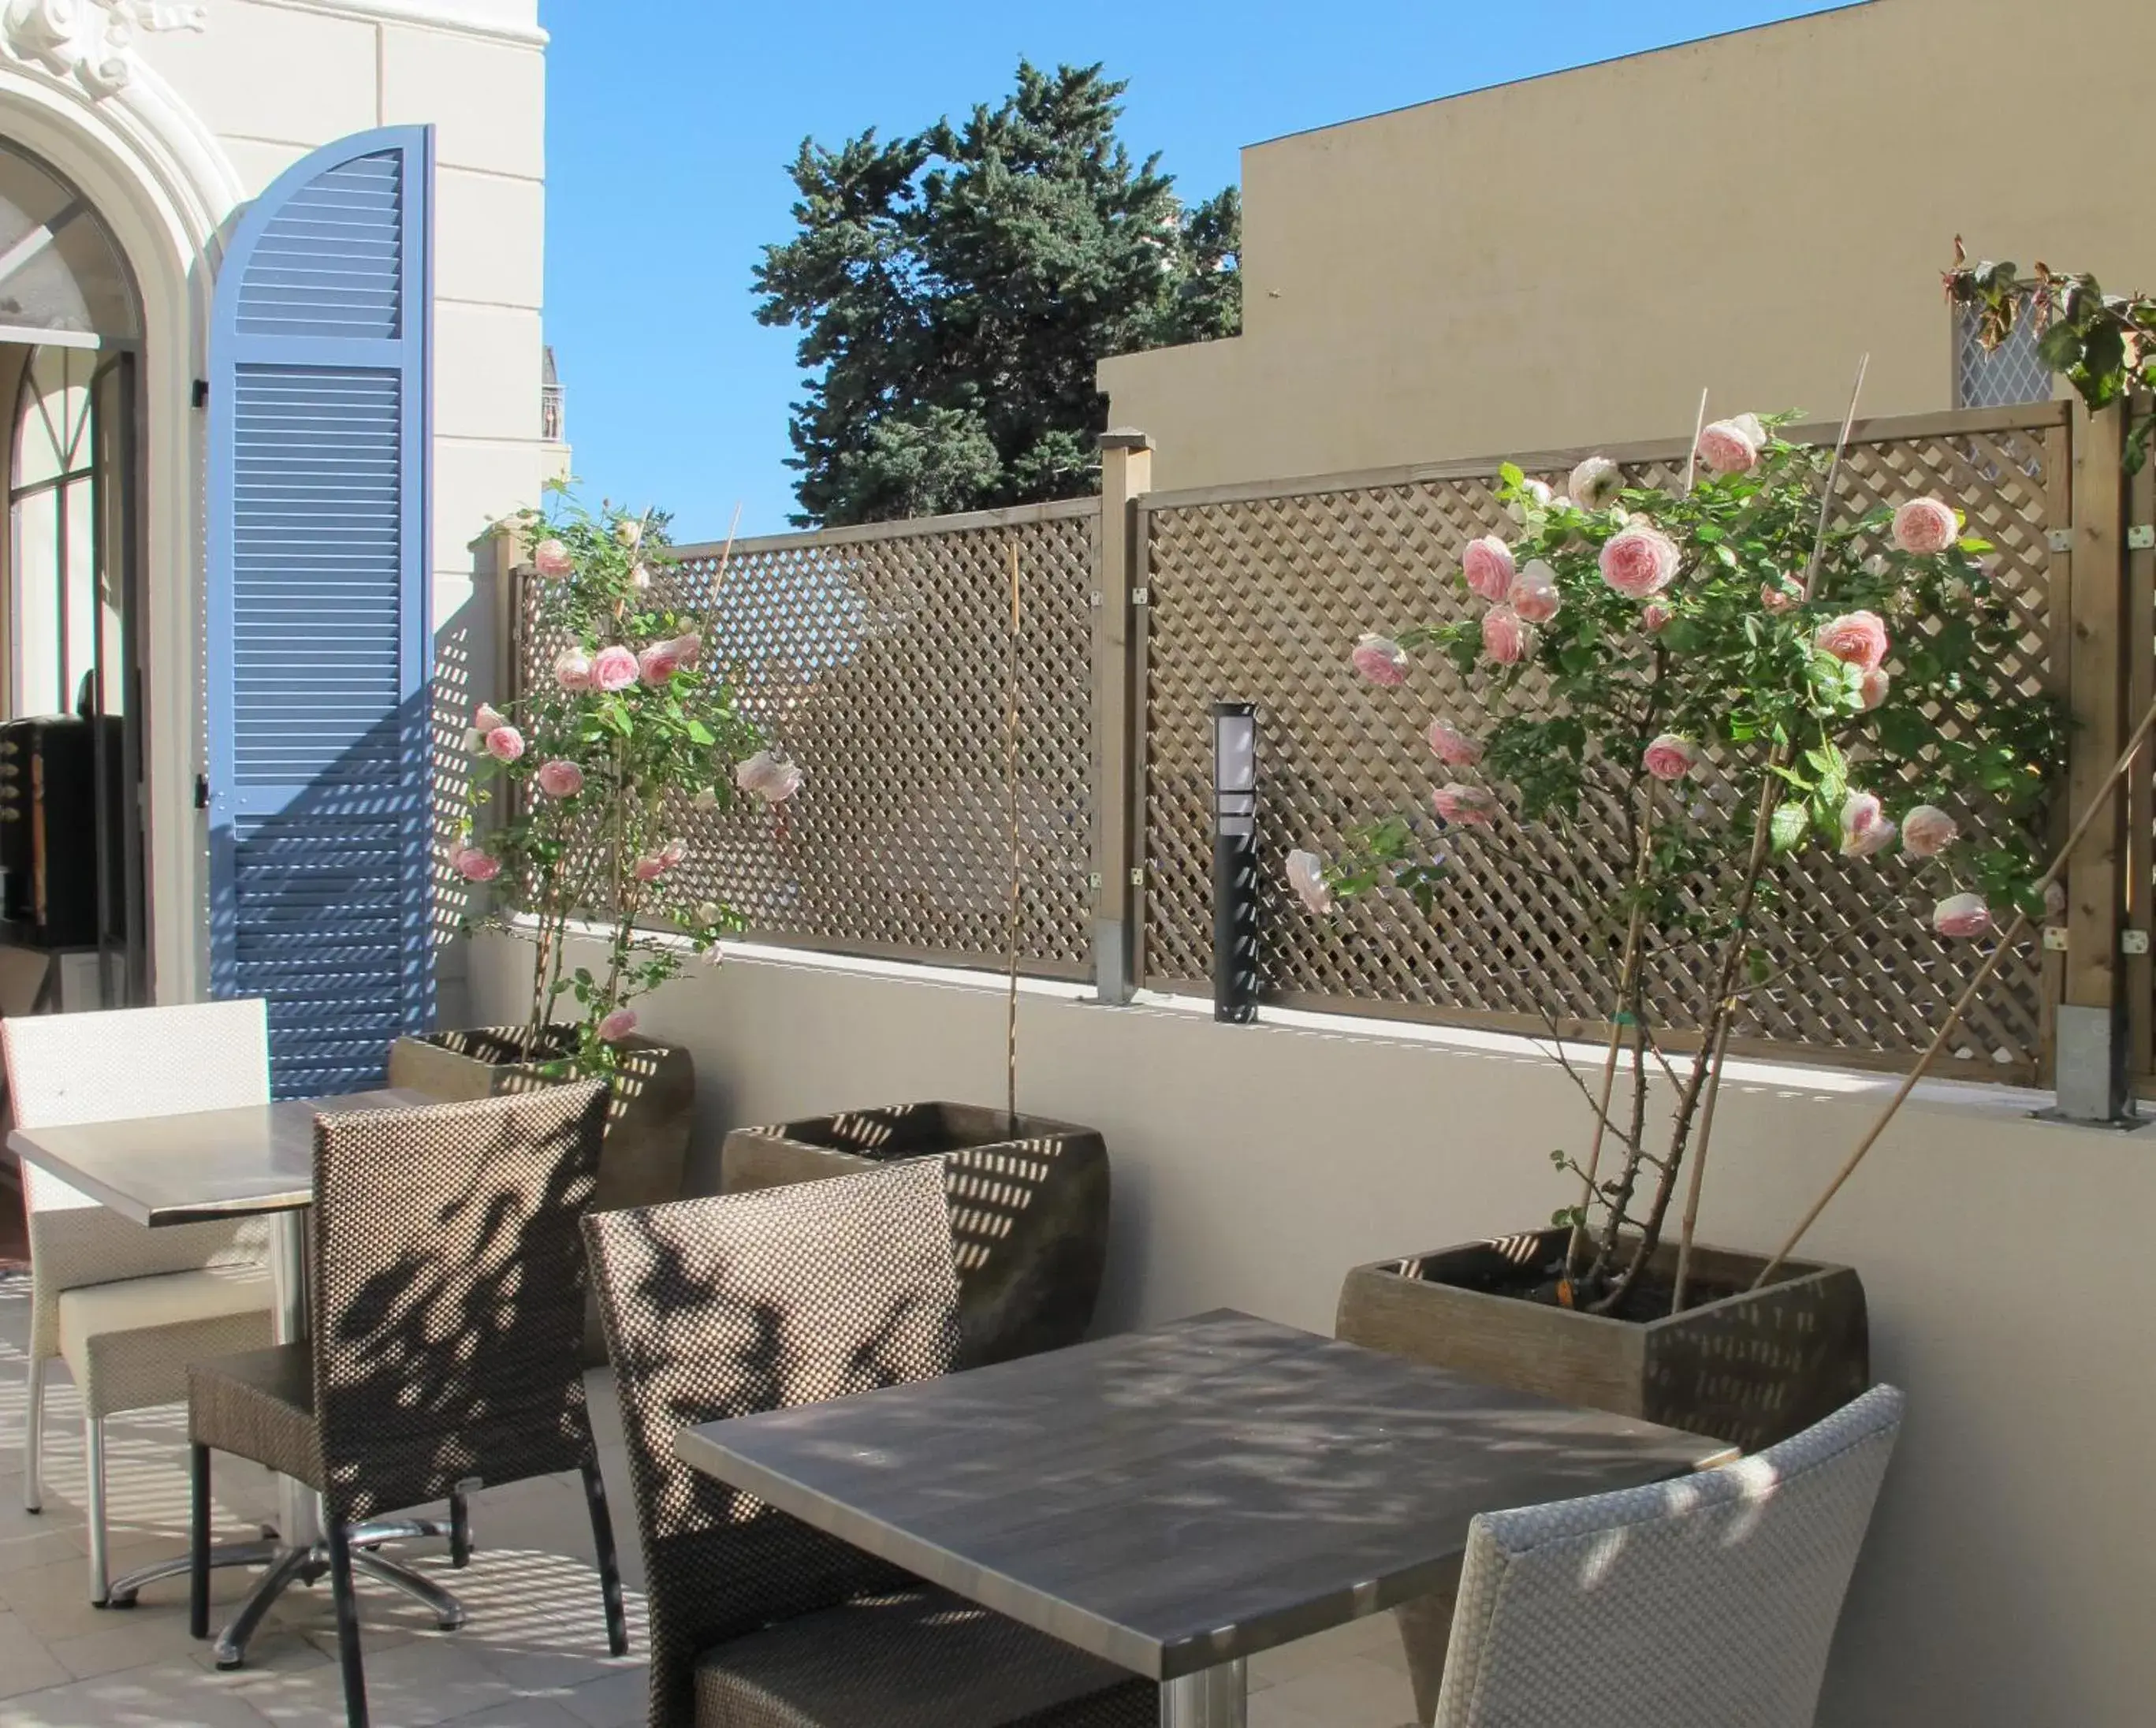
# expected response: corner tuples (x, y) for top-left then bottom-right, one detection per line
(754, 61), (1242, 526)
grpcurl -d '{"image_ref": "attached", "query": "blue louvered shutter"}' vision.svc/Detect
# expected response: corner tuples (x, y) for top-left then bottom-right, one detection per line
(207, 127), (435, 1098)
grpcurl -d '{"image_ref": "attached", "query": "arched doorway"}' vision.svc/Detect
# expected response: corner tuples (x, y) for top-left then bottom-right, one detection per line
(0, 137), (143, 1008)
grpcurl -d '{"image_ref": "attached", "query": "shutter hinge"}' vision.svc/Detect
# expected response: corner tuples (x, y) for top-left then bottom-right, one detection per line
(2043, 925), (2068, 952)
(192, 378), (210, 410)
(2125, 929), (2150, 957)
(195, 773), (210, 810)
(2130, 525), (2155, 552)
(2047, 527), (2074, 553)
(1131, 587), (1149, 608)
(1128, 867), (1145, 888)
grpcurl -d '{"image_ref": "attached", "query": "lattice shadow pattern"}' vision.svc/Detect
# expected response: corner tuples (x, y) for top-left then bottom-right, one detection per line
(520, 505), (1096, 978)
(1139, 414), (2060, 1080)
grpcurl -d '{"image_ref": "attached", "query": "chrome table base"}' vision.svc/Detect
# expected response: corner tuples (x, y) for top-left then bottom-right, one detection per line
(106, 1515), (467, 1670)
(1161, 1660), (1247, 1726)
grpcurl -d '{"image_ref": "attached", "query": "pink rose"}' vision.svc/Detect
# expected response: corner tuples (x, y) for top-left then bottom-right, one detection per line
(1462, 536), (1517, 602)
(1760, 581), (1797, 615)
(1814, 610), (1890, 673)
(597, 1007), (638, 1043)
(553, 648), (593, 692)
(483, 725), (524, 764)
(661, 837), (687, 869)
(1568, 456), (1622, 510)
(670, 631), (702, 668)
(475, 702), (507, 732)
(638, 639), (686, 686)
(451, 845), (500, 884)
(1840, 791), (1897, 859)
(632, 849), (676, 881)
(1933, 893), (1993, 939)
(1696, 419), (1763, 476)
(1599, 525), (1681, 598)
(1481, 605), (1536, 665)
(1432, 784), (1499, 827)
(1286, 849), (1333, 916)
(1351, 634), (1409, 687)
(1893, 497), (1960, 557)
(532, 538), (574, 579)
(1642, 734), (1700, 782)
(735, 750), (804, 804)
(1641, 602), (1674, 635)
(534, 758), (584, 799)
(1427, 721), (1484, 768)
(1858, 668), (1891, 711)
(628, 564), (654, 591)
(592, 645), (639, 691)
(1901, 805), (1958, 858)
(1508, 560), (1562, 624)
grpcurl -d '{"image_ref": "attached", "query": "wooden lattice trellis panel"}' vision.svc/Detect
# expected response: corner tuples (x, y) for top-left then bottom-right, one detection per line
(1138, 408), (2064, 1081)
(519, 502), (1097, 978)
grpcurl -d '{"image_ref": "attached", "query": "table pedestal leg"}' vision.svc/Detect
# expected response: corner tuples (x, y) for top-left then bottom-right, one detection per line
(1160, 1660), (1246, 1726)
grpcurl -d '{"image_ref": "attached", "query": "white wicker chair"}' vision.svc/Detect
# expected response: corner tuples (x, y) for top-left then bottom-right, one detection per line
(1433, 1384), (1904, 1728)
(6, 999), (275, 1603)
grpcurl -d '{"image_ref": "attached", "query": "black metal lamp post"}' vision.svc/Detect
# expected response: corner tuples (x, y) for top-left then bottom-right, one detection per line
(1212, 701), (1259, 1023)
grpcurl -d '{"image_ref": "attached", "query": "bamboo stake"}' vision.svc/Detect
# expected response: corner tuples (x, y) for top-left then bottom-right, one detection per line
(1670, 356), (1871, 1313)
(1004, 541), (1023, 1130)
(1753, 691), (2156, 1290)
(1683, 388), (1710, 496)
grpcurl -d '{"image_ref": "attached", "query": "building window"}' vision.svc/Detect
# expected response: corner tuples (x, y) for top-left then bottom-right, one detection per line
(1954, 292), (2053, 410)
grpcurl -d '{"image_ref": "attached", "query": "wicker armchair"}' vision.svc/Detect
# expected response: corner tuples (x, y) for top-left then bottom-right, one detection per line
(4, 999), (275, 1603)
(1432, 1383), (1905, 1728)
(582, 1163), (1155, 1728)
(188, 1082), (627, 1727)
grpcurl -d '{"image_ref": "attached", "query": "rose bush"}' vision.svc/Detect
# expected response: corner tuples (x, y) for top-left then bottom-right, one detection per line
(461, 485), (785, 1078)
(1301, 411), (2064, 1312)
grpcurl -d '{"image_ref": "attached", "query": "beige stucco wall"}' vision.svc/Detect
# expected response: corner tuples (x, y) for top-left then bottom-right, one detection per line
(1102, 0), (2156, 492)
(472, 927), (2156, 1727)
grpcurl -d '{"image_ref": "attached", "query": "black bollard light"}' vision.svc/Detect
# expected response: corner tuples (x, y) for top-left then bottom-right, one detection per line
(1212, 701), (1259, 1023)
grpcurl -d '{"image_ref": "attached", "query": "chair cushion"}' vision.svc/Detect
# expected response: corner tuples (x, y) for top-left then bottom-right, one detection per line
(188, 1342), (322, 1490)
(57, 1264), (274, 1419)
(693, 1586), (1156, 1728)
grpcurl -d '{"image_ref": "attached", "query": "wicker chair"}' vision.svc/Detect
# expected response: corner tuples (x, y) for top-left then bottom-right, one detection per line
(582, 1162), (1156, 1728)
(1432, 1383), (1905, 1728)
(4, 999), (276, 1603)
(188, 1082), (628, 1726)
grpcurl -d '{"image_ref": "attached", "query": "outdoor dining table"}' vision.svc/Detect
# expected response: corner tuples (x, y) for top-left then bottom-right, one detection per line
(6, 1086), (459, 1666)
(676, 1307), (1736, 1726)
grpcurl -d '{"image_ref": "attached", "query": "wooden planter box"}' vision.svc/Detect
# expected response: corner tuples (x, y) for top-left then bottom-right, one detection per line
(722, 1101), (1109, 1367)
(388, 1027), (697, 1364)
(1336, 1227), (1870, 1452)
(1336, 1227), (1870, 1721)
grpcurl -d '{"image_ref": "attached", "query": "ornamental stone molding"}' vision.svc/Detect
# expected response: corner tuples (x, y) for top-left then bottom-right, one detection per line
(3, 0), (207, 103)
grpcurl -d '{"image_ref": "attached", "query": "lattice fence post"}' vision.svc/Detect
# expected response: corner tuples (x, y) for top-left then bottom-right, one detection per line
(2128, 405), (2156, 1088)
(2054, 401), (2135, 1123)
(1093, 430), (1152, 1002)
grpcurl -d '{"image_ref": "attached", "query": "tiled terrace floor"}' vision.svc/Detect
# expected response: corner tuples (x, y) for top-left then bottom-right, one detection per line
(0, 1276), (1421, 1726)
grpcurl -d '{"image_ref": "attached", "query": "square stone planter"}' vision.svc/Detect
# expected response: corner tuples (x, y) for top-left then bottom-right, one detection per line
(721, 1101), (1110, 1367)
(1335, 1226), (1870, 1721)
(388, 1026), (697, 1364)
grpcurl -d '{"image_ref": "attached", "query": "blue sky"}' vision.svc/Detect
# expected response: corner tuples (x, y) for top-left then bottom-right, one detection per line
(538, 0), (1853, 541)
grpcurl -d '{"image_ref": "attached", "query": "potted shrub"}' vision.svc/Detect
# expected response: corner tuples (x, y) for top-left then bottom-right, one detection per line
(717, 548), (1110, 1367)
(1301, 410), (2064, 1454)
(391, 485), (778, 1359)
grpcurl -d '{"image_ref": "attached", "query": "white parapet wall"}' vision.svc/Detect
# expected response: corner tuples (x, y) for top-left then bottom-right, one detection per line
(471, 926), (2156, 1728)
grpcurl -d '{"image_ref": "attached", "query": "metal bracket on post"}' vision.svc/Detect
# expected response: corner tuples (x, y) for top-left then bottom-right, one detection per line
(2040, 1004), (2141, 1129)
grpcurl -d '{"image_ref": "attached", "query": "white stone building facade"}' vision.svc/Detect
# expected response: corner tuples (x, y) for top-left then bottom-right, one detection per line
(0, 0), (551, 1037)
